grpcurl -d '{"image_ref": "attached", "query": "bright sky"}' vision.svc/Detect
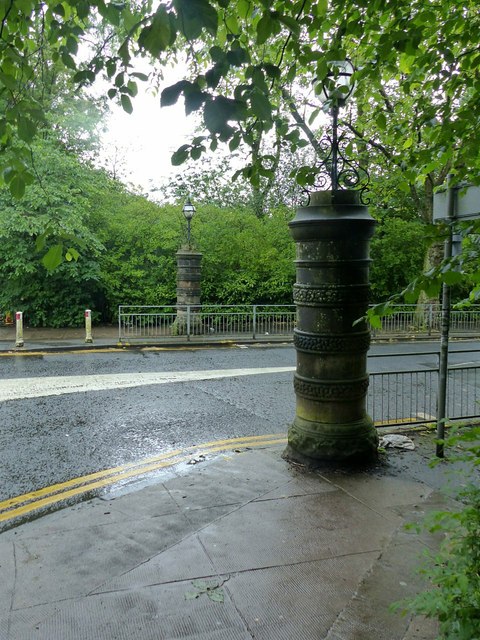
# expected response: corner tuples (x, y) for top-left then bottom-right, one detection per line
(100, 85), (199, 194)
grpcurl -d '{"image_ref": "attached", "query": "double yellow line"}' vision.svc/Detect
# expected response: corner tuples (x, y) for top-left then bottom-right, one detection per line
(0, 434), (287, 526)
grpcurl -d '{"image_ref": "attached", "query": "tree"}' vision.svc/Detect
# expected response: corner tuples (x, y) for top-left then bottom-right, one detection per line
(157, 148), (309, 214)
(369, 218), (427, 303)
(1, 0), (479, 303)
(195, 205), (295, 304)
(0, 136), (106, 326)
(92, 194), (183, 318)
(4, 2), (479, 191)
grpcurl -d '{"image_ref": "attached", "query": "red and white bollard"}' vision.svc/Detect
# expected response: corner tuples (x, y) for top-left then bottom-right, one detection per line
(85, 309), (93, 344)
(15, 311), (24, 348)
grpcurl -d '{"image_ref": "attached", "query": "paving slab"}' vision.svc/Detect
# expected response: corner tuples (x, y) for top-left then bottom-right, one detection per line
(0, 444), (449, 640)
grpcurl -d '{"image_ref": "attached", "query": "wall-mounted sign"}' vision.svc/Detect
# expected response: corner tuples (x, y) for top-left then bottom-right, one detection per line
(433, 184), (480, 221)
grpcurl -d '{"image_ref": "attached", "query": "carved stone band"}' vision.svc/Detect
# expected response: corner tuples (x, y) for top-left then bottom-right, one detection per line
(293, 284), (369, 305)
(293, 374), (369, 401)
(294, 330), (371, 353)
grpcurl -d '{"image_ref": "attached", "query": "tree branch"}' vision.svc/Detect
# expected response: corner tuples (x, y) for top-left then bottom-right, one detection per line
(343, 121), (393, 162)
(281, 88), (324, 158)
(0, 0), (15, 40)
(379, 86), (395, 113)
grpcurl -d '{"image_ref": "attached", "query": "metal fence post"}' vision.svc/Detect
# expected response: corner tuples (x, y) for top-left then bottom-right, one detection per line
(187, 305), (191, 341)
(427, 304), (433, 336)
(436, 177), (455, 458)
(118, 306), (122, 342)
(252, 305), (257, 339)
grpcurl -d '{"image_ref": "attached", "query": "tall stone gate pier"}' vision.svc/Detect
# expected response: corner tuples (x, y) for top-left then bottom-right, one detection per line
(286, 190), (378, 463)
(175, 248), (202, 334)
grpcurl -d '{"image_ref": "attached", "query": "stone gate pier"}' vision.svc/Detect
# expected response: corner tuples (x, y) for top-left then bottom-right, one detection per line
(286, 190), (378, 463)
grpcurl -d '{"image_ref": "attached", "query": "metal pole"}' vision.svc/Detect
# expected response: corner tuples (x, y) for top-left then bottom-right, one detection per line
(252, 305), (257, 340)
(436, 178), (455, 458)
(331, 105), (339, 190)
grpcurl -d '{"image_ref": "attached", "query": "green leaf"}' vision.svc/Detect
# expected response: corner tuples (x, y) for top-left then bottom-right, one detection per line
(17, 116), (37, 143)
(207, 589), (224, 603)
(277, 14), (300, 36)
(205, 64), (224, 89)
(77, 1), (90, 19)
(227, 46), (249, 66)
(139, 6), (172, 56)
(106, 59), (117, 78)
(442, 270), (463, 285)
(61, 49), (77, 70)
(367, 313), (382, 329)
(66, 36), (78, 55)
(376, 112), (387, 130)
(161, 80), (188, 107)
(191, 580), (208, 589)
(0, 71), (18, 91)
(263, 63), (281, 79)
(204, 96), (246, 133)
(225, 14), (239, 34)
(35, 234), (46, 251)
(120, 94), (133, 114)
(229, 134), (240, 152)
(174, 0), (218, 39)
(237, 0), (250, 19)
(250, 91), (272, 121)
(171, 144), (190, 165)
(67, 247), (80, 261)
(398, 180), (411, 193)
(403, 137), (413, 150)
(399, 53), (415, 73)
(209, 45), (225, 63)
(118, 41), (130, 65)
(315, 0), (328, 16)
(131, 72), (149, 82)
(42, 244), (63, 271)
(9, 174), (26, 199)
(126, 80), (138, 97)
(190, 145), (203, 160)
(184, 88), (206, 115)
(256, 13), (273, 45)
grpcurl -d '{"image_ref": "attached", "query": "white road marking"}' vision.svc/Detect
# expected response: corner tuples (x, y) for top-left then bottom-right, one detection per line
(0, 367), (295, 402)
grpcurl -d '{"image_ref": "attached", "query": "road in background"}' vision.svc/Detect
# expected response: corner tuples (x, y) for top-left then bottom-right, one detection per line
(1, 341), (479, 501)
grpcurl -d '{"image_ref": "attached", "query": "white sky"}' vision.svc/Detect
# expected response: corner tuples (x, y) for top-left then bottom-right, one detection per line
(100, 86), (199, 194)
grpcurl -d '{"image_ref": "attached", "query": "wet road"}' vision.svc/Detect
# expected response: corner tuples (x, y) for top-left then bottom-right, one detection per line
(1, 341), (479, 501)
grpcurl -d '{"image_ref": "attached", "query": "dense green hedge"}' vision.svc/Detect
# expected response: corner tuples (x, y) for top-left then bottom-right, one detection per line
(0, 140), (430, 327)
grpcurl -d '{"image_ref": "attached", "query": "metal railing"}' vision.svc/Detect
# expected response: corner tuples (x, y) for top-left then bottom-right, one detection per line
(118, 303), (480, 342)
(118, 305), (479, 427)
(368, 349), (480, 427)
(371, 303), (480, 336)
(118, 305), (296, 342)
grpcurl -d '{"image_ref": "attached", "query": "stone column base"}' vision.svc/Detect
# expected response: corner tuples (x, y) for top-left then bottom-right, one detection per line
(286, 415), (378, 465)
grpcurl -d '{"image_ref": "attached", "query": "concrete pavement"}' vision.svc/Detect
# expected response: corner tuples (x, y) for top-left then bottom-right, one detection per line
(0, 324), (291, 352)
(0, 325), (122, 352)
(0, 324), (453, 638)
(0, 437), (448, 640)
(0, 323), (472, 353)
